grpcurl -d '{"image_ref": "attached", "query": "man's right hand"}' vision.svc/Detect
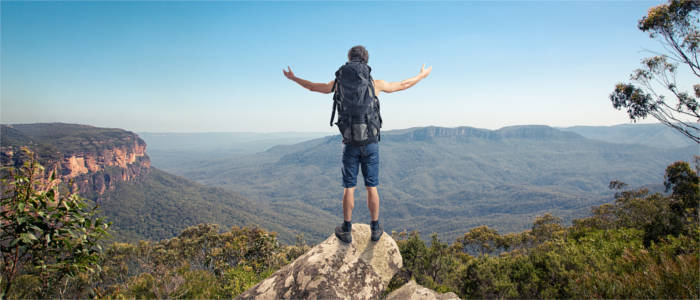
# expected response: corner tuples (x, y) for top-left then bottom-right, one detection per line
(283, 66), (334, 94)
(283, 66), (296, 80)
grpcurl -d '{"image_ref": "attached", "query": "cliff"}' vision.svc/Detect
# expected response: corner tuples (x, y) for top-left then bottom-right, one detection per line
(1, 123), (150, 198)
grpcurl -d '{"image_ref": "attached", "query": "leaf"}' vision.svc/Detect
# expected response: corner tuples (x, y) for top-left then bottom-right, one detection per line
(30, 225), (43, 234)
(20, 233), (37, 243)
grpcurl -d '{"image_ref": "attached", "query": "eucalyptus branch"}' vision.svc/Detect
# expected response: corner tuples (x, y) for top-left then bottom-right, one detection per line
(661, 25), (700, 76)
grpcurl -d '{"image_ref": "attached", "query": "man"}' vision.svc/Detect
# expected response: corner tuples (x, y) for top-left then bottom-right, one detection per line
(283, 45), (431, 243)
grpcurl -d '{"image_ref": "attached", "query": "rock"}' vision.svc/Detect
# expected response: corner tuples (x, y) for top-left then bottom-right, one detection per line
(236, 224), (402, 300)
(1, 123), (150, 197)
(386, 280), (461, 300)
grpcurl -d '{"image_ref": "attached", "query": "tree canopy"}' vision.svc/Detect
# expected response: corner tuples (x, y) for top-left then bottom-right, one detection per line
(610, 0), (699, 142)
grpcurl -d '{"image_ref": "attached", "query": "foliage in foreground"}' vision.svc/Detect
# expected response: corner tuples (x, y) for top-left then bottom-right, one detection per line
(388, 160), (699, 299)
(93, 224), (309, 299)
(1, 149), (110, 299)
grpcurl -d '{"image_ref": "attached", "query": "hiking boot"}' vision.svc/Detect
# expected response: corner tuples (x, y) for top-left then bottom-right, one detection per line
(335, 225), (352, 243)
(371, 223), (383, 241)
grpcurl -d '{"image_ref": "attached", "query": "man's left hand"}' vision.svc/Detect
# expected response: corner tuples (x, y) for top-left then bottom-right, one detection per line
(283, 66), (296, 80)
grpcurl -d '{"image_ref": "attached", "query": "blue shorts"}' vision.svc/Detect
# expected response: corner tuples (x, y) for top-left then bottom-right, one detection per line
(342, 142), (379, 188)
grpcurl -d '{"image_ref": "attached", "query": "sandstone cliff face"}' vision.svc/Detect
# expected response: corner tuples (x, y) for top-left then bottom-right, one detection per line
(59, 140), (150, 197)
(0, 123), (150, 198)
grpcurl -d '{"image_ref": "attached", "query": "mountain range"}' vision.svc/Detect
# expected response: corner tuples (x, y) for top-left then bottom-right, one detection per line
(2, 122), (696, 244)
(149, 124), (697, 243)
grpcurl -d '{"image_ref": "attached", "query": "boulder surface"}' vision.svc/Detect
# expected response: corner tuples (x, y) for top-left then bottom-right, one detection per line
(236, 224), (402, 300)
(387, 279), (461, 300)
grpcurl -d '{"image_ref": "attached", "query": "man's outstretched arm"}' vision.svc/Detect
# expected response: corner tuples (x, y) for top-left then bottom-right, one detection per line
(283, 66), (334, 94)
(375, 64), (432, 94)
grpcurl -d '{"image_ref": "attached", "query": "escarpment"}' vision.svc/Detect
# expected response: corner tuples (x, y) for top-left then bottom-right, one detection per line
(1, 123), (150, 198)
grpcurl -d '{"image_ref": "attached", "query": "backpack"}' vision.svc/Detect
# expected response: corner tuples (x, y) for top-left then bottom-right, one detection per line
(330, 60), (383, 145)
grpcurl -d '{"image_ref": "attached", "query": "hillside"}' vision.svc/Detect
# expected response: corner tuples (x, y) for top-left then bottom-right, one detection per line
(155, 125), (697, 243)
(0, 123), (303, 243)
(99, 167), (301, 242)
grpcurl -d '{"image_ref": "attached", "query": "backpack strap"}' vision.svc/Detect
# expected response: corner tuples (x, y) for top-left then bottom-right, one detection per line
(368, 76), (376, 99)
(330, 102), (336, 127)
(368, 75), (383, 127)
(329, 79), (339, 127)
(377, 100), (383, 126)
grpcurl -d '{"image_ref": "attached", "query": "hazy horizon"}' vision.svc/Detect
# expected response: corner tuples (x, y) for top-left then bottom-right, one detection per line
(0, 121), (670, 134)
(3, 0), (690, 133)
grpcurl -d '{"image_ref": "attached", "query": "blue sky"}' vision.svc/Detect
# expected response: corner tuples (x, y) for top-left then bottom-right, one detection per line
(1, 0), (676, 132)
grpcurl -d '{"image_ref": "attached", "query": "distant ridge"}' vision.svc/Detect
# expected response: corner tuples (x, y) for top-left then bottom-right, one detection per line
(4, 123), (140, 154)
(383, 125), (583, 142)
(562, 123), (696, 149)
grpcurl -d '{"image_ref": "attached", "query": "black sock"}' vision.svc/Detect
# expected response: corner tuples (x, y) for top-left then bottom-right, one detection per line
(343, 220), (352, 232)
(371, 219), (379, 229)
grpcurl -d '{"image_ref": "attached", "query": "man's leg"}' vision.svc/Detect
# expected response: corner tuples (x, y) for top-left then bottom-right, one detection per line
(343, 187), (355, 222)
(341, 143), (360, 224)
(366, 187), (379, 222)
(337, 144), (360, 243)
(360, 142), (382, 240)
(360, 142), (380, 223)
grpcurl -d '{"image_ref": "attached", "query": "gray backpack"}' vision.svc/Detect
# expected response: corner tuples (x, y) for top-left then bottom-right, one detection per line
(330, 60), (383, 145)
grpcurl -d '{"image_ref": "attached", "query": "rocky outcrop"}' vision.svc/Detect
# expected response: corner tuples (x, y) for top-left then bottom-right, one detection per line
(0, 123), (150, 198)
(236, 224), (402, 300)
(56, 139), (150, 196)
(60, 139), (148, 179)
(387, 280), (461, 300)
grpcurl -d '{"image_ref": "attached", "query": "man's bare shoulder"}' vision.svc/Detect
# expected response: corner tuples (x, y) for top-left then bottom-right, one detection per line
(373, 79), (388, 93)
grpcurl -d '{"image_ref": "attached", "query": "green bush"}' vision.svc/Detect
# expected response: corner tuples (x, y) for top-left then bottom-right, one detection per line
(390, 160), (699, 299)
(1, 149), (110, 298)
(95, 224), (308, 298)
